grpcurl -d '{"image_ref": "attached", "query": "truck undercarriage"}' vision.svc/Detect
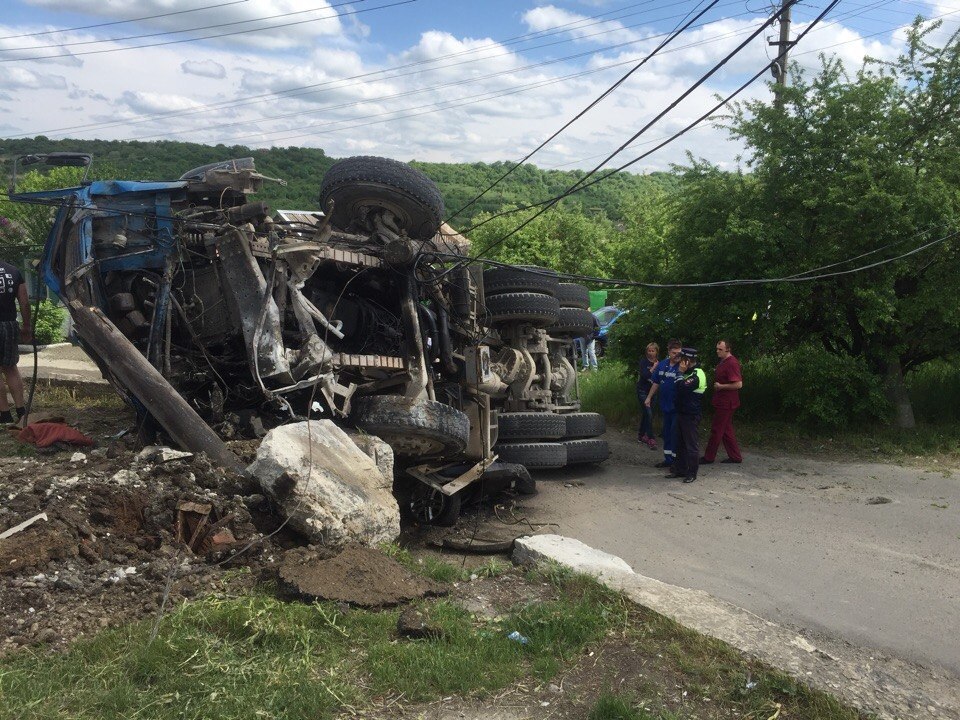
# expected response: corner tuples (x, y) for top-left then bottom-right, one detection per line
(12, 153), (609, 525)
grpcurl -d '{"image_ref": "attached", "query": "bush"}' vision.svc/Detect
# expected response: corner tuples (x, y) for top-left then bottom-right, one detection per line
(31, 300), (66, 345)
(740, 347), (890, 428)
(578, 362), (639, 428)
(906, 359), (960, 424)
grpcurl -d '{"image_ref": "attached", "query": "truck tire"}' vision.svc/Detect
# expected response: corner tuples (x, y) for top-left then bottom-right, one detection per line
(484, 292), (559, 327)
(563, 438), (610, 464)
(493, 441), (567, 469)
(497, 412), (565, 440)
(563, 412), (606, 439)
(556, 283), (590, 309)
(550, 307), (594, 337)
(483, 266), (559, 297)
(319, 156), (444, 240)
(351, 395), (469, 458)
(409, 483), (462, 526)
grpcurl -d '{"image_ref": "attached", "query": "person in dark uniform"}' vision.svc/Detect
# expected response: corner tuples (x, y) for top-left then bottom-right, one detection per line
(667, 347), (706, 483)
(0, 259), (32, 424)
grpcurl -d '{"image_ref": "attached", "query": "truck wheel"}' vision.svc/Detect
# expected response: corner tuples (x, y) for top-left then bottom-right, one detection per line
(319, 156), (444, 240)
(497, 412), (565, 440)
(483, 266), (559, 297)
(493, 441), (567, 469)
(351, 395), (469, 458)
(484, 292), (559, 327)
(556, 283), (590, 309)
(563, 438), (610, 464)
(550, 307), (594, 337)
(409, 483), (462, 526)
(563, 412), (606, 439)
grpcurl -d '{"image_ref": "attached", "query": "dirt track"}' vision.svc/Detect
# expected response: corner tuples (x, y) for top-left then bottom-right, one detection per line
(514, 430), (960, 678)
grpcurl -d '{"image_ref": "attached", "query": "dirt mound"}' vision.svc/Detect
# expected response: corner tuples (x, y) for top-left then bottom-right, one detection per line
(277, 546), (446, 607)
(0, 446), (280, 654)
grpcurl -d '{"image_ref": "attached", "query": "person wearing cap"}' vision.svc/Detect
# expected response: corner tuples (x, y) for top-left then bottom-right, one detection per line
(668, 347), (706, 483)
(644, 339), (682, 468)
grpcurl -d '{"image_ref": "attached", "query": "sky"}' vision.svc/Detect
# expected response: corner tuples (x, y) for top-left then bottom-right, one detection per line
(0, 0), (957, 174)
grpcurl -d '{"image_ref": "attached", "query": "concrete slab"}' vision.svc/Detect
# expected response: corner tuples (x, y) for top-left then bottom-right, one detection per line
(514, 533), (960, 720)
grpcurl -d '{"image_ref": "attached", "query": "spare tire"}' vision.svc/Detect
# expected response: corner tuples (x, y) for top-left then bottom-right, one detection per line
(483, 266), (559, 297)
(483, 292), (559, 327)
(498, 412), (565, 441)
(319, 156), (444, 240)
(556, 283), (590, 310)
(550, 307), (595, 337)
(351, 395), (469, 458)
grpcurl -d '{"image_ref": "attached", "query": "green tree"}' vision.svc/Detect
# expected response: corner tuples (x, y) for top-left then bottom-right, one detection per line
(630, 20), (960, 427)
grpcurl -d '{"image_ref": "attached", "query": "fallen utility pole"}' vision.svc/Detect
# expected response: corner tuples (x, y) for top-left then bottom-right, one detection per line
(69, 301), (244, 473)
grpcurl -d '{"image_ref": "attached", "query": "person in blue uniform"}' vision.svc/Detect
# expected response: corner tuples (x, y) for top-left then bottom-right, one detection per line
(644, 338), (682, 468)
(668, 347), (706, 484)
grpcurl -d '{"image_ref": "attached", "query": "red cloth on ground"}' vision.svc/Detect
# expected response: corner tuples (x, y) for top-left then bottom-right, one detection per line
(16, 421), (95, 448)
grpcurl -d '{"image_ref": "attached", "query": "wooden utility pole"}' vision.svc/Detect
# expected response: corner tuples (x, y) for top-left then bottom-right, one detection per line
(770, 0), (794, 109)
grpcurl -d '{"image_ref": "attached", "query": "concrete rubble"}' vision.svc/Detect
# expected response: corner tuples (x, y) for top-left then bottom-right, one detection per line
(247, 420), (401, 549)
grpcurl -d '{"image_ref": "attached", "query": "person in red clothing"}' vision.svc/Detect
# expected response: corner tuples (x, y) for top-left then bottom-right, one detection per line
(701, 339), (743, 464)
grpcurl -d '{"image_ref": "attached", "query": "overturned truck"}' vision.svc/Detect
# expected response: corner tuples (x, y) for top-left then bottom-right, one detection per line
(12, 153), (609, 525)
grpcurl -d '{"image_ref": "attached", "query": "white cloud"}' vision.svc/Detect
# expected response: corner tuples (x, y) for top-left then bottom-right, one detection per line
(0, 66), (67, 90)
(181, 59), (226, 79)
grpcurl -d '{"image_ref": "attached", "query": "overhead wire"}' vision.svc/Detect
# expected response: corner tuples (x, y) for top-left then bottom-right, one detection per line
(444, 0), (723, 224)
(19, 0), (748, 140)
(0, 0), (416, 64)
(0, 0), (251, 40)
(2, 1), (367, 53)
(458, 0), (816, 264)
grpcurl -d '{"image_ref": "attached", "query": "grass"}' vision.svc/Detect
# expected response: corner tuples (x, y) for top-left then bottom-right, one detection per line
(0, 560), (870, 720)
(0, 570), (622, 720)
(581, 362), (960, 465)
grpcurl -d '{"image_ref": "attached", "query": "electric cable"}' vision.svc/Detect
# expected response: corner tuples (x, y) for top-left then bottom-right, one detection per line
(444, 0), (722, 224)
(455, 0), (815, 267)
(8, 0), (717, 137)
(3, 1), (366, 53)
(0, 0), (416, 64)
(430, 227), (958, 289)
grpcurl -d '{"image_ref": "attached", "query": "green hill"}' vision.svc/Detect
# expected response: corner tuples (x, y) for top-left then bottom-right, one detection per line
(0, 137), (673, 225)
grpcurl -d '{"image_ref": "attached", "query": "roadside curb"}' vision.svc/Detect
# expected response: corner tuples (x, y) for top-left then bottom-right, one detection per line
(18, 343), (72, 353)
(513, 534), (958, 720)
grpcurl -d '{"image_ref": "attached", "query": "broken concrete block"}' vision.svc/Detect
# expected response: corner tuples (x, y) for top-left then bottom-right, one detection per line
(346, 430), (395, 481)
(513, 534), (634, 580)
(248, 421), (400, 549)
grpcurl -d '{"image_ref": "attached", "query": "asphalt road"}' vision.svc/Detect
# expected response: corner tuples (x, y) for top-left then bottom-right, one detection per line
(519, 431), (960, 677)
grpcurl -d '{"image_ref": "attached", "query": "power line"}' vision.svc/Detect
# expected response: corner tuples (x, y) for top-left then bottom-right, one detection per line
(2, 1), (366, 53)
(445, 0), (723, 223)
(464, 0), (809, 262)
(0, 0), (251, 41)
(121, 4), (752, 144)
(0, 0), (415, 64)
(16, 0), (741, 139)
(176, 16), (772, 148)
(434, 227), (958, 289)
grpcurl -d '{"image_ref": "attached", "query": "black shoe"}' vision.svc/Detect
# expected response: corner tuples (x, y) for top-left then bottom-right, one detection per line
(699, 456), (714, 464)
(683, 475), (697, 483)
(654, 461), (672, 469)
(665, 472), (681, 479)
(721, 458), (742, 464)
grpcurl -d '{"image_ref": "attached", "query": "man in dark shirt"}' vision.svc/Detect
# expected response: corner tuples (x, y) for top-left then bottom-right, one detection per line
(0, 260), (32, 424)
(701, 338), (743, 464)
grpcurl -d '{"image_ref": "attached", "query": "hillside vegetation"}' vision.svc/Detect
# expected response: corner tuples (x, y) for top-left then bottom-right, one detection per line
(0, 136), (669, 224)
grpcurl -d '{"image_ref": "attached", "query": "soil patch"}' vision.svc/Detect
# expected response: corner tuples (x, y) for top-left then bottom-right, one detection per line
(277, 545), (446, 606)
